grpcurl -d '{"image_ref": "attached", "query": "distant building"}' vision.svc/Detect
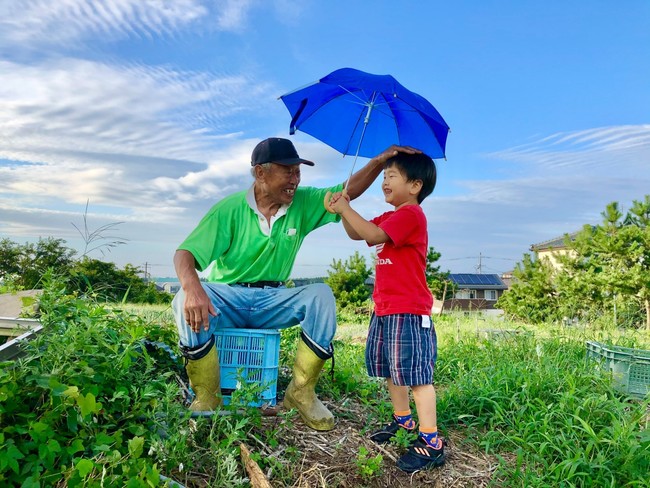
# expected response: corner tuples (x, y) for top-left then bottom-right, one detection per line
(500, 271), (514, 288)
(530, 229), (588, 271)
(160, 282), (181, 294)
(441, 273), (508, 311)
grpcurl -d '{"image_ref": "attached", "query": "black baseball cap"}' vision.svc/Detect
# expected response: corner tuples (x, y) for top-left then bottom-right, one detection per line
(251, 138), (315, 166)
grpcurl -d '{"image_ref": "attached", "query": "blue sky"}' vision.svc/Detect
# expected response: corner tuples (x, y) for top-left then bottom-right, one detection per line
(1, 1), (649, 279)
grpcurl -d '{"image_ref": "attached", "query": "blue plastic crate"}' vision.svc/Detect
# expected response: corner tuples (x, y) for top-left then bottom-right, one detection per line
(214, 328), (280, 407)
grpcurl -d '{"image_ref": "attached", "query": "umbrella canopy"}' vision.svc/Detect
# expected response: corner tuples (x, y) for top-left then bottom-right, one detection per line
(279, 68), (450, 161)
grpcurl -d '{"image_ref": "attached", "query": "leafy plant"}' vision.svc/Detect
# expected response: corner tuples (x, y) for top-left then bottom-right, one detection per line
(0, 274), (253, 487)
(355, 446), (383, 480)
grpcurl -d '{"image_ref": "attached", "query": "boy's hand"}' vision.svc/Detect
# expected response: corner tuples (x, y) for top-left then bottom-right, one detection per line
(328, 191), (351, 214)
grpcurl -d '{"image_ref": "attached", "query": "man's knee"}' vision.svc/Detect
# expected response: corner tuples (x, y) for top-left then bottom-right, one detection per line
(306, 282), (336, 306)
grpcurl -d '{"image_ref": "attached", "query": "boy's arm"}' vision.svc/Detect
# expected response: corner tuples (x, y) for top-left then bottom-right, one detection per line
(341, 217), (363, 240)
(329, 193), (389, 245)
(340, 207), (389, 245)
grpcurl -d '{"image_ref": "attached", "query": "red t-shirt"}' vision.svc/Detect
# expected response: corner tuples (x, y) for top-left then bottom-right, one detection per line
(370, 204), (433, 316)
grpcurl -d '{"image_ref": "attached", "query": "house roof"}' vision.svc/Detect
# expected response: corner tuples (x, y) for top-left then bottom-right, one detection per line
(530, 227), (594, 252)
(448, 273), (507, 290)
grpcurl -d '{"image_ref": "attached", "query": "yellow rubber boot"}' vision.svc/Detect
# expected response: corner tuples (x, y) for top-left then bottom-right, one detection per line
(185, 343), (222, 412)
(284, 339), (335, 431)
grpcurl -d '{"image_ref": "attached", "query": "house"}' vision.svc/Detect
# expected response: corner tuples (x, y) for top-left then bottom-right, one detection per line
(500, 271), (514, 288)
(441, 273), (508, 311)
(530, 229), (588, 271)
(160, 282), (181, 294)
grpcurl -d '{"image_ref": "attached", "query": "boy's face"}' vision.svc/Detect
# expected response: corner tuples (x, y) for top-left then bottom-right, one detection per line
(381, 165), (422, 208)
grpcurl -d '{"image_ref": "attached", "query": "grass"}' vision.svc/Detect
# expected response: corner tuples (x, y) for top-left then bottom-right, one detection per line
(120, 304), (650, 487)
(435, 333), (649, 486)
(325, 312), (650, 487)
(10, 292), (650, 487)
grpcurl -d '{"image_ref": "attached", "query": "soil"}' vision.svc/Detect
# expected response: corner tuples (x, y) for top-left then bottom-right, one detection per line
(243, 396), (504, 488)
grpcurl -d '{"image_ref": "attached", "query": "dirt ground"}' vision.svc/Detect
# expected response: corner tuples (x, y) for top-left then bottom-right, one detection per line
(245, 396), (504, 488)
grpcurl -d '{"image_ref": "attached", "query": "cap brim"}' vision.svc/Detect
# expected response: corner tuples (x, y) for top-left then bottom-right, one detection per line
(272, 158), (315, 166)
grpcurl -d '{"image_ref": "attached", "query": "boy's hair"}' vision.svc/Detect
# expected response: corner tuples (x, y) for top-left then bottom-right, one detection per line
(384, 153), (437, 203)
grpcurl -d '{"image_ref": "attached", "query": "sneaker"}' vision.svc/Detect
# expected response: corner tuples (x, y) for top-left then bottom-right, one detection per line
(396, 436), (445, 473)
(369, 419), (414, 443)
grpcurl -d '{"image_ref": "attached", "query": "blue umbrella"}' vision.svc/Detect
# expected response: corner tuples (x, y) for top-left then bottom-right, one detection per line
(280, 67), (450, 185)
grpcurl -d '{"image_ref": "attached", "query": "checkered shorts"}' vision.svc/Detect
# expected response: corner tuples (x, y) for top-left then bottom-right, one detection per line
(365, 313), (437, 386)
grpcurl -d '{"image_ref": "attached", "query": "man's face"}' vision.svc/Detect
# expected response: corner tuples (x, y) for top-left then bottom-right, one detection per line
(259, 163), (301, 205)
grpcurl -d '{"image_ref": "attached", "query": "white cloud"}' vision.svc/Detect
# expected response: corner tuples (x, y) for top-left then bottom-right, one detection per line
(0, 57), (279, 214)
(0, 0), (208, 46)
(488, 125), (650, 176)
(213, 0), (256, 31)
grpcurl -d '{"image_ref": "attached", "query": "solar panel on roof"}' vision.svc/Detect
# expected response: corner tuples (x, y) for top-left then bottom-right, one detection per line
(449, 274), (503, 286)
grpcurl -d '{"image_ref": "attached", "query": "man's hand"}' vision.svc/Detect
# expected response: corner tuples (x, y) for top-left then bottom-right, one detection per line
(324, 188), (348, 213)
(328, 191), (351, 215)
(183, 285), (217, 333)
(345, 145), (422, 200)
(373, 144), (421, 166)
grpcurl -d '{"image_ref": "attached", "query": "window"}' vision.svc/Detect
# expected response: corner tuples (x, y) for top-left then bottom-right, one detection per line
(485, 290), (497, 301)
(455, 289), (477, 299)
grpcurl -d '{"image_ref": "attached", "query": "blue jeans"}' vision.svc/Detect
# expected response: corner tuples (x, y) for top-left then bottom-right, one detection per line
(173, 283), (337, 358)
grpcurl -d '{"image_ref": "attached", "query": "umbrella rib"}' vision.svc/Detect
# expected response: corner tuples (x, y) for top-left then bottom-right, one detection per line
(388, 95), (449, 157)
(343, 91), (378, 188)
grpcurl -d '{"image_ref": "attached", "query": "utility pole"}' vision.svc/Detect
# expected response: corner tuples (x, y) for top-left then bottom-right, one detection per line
(476, 253), (483, 274)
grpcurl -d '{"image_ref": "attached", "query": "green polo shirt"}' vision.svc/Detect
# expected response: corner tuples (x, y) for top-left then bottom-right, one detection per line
(178, 184), (343, 283)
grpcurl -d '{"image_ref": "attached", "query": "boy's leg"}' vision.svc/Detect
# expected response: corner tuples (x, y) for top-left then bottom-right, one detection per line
(394, 318), (445, 473)
(367, 314), (416, 442)
(387, 377), (410, 412)
(411, 384), (438, 434)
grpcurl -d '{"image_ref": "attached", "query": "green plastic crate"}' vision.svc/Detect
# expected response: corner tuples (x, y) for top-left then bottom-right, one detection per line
(586, 341), (650, 399)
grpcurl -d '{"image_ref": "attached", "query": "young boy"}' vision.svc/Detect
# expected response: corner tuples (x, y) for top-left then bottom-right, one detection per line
(328, 152), (444, 473)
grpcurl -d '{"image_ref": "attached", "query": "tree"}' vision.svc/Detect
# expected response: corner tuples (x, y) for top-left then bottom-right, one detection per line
(0, 238), (77, 289)
(496, 253), (560, 323)
(500, 195), (650, 330)
(70, 258), (171, 304)
(0, 238), (22, 281)
(325, 251), (372, 309)
(563, 199), (650, 330)
(425, 246), (451, 299)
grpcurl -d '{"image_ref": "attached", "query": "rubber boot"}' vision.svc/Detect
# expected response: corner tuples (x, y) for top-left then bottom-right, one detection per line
(284, 339), (335, 431)
(185, 343), (222, 412)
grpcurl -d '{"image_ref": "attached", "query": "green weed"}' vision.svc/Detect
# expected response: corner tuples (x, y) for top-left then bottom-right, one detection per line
(355, 446), (383, 480)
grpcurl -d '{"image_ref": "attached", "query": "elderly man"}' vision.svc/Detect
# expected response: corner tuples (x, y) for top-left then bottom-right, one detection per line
(173, 137), (417, 431)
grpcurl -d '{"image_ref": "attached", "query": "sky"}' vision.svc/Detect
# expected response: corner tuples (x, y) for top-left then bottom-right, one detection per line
(1, 1), (649, 280)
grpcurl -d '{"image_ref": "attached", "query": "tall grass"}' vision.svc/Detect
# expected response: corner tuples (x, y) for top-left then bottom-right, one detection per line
(434, 328), (649, 487)
(120, 303), (650, 487)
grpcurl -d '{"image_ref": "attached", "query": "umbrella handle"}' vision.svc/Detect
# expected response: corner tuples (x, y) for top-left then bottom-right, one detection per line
(323, 188), (348, 214)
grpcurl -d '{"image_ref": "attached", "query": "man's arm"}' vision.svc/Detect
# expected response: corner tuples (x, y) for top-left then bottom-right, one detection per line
(174, 249), (216, 332)
(344, 145), (421, 200)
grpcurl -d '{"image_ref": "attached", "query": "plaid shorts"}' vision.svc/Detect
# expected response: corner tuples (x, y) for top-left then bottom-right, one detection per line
(365, 313), (437, 386)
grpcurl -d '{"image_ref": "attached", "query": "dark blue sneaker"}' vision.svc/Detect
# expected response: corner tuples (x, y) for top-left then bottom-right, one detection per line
(396, 436), (445, 473)
(369, 419), (415, 443)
